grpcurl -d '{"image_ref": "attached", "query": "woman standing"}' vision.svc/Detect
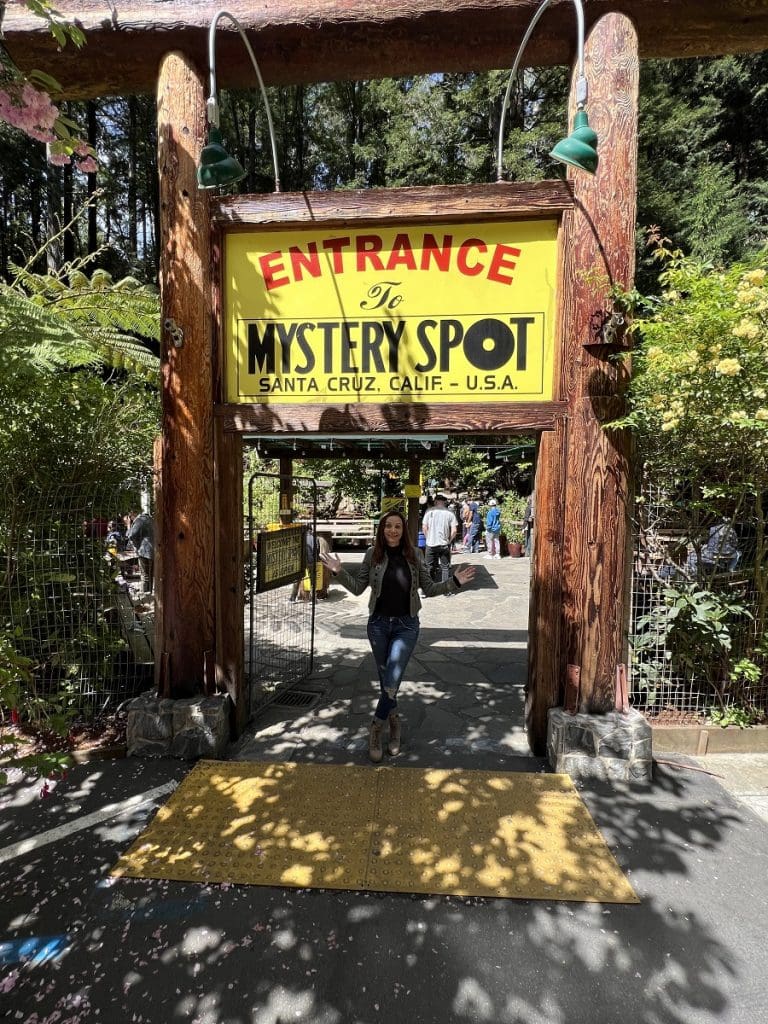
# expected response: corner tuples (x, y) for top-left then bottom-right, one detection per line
(320, 511), (476, 763)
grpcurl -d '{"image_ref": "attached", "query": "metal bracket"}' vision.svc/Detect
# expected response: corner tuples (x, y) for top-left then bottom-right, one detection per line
(584, 309), (631, 354)
(164, 317), (184, 348)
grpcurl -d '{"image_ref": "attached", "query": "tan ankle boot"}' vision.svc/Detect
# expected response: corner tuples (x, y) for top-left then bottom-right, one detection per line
(388, 712), (401, 756)
(369, 719), (384, 763)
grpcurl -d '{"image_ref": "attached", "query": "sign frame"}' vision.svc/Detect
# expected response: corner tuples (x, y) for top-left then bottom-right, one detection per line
(254, 524), (306, 593)
(211, 182), (573, 437)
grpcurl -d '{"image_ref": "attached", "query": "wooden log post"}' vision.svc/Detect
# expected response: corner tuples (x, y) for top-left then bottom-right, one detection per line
(215, 423), (245, 729)
(527, 13), (638, 753)
(279, 456), (294, 523)
(157, 52), (216, 698)
(407, 458), (421, 544)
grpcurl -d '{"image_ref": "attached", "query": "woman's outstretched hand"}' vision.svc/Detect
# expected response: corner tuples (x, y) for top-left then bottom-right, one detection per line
(453, 564), (476, 586)
(320, 551), (342, 574)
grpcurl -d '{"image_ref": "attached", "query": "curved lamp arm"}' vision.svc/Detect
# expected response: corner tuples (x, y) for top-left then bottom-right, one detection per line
(496, 0), (587, 182)
(206, 8), (282, 192)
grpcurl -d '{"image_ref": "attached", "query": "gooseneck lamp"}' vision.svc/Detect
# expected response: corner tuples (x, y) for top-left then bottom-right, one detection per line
(496, 0), (598, 179)
(197, 9), (282, 192)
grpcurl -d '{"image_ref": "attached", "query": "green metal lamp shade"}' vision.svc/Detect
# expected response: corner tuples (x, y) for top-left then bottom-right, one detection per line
(196, 126), (246, 190)
(550, 109), (598, 174)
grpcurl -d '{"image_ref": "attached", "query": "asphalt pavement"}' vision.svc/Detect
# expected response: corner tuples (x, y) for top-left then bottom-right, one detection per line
(2, 553), (767, 1023)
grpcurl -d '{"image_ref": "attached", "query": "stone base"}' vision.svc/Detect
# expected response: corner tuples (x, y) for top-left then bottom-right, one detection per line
(547, 707), (653, 784)
(127, 691), (232, 760)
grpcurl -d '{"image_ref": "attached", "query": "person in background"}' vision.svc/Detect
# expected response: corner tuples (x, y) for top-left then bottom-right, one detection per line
(484, 498), (502, 559)
(466, 501), (482, 553)
(126, 510), (155, 596)
(105, 518), (127, 554)
(320, 511), (476, 763)
(460, 501), (472, 550)
(700, 520), (741, 573)
(421, 494), (458, 582)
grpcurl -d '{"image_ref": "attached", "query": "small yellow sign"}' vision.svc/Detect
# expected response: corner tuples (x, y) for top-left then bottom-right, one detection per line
(256, 525), (304, 592)
(225, 219), (558, 405)
(381, 497), (407, 517)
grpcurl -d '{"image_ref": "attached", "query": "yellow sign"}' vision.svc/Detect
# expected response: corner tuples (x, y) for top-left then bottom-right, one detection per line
(381, 497), (407, 517)
(225, 219), (558, 404)
(256, 526), (305, 592)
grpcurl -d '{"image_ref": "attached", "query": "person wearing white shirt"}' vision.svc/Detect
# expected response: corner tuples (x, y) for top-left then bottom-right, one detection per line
(421, 495), (458, 582)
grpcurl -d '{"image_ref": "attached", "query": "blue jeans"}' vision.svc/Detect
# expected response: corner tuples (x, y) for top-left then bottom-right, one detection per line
(367, 614), (420, 721)
(466, 525), (480, 552)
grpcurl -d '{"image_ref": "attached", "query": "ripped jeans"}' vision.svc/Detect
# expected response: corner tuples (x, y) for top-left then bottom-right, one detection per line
(366, 614), (420, 721)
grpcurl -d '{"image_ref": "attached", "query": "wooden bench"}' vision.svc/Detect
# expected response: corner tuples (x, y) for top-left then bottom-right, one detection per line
(313, 519), (377, 545)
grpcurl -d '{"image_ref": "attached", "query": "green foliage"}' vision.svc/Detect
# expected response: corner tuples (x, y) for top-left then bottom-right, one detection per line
(19, 1), (86, 49)
(616, 242), (768, 638)
(0, 370), (157, 499)
(636, 55), (768, 287)
(422, 441), (496, 495)
(631, 581), (751, 706)
(0, 259), (160, 381)
(0, 627), (74, 784)
(498, 491), (528, 544)
(707, 704), (763, 729)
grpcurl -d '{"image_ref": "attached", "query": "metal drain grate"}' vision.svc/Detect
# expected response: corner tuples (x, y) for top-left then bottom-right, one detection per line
(271, 689), (323, 710)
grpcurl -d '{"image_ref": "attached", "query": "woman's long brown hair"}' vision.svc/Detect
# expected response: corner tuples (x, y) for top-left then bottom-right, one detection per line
(372, 511), (417, 565)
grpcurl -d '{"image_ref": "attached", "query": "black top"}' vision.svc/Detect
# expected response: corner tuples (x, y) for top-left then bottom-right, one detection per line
(373, 549), (412, 617)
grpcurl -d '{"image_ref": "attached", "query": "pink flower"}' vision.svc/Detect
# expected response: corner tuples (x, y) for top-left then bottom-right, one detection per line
(0, 81), (61, 141)
(77, 156), (98, 174)
(49, 151), (71, 166)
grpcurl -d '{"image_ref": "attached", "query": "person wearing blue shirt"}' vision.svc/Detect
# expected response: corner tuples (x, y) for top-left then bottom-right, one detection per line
(483, 498), (502, 560)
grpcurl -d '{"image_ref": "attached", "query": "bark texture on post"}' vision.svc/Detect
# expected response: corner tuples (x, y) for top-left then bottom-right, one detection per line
(157, 52), (216, 698)
(527, 13), (638, 752)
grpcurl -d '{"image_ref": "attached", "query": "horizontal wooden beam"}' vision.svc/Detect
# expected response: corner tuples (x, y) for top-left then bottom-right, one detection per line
(213, 181), (573, 228)
(3, 2), (766, 100)
(216, 401), (566, 434)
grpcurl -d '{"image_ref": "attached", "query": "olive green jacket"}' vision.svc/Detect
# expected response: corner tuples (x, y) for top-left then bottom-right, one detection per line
(334, 546), (459, 616)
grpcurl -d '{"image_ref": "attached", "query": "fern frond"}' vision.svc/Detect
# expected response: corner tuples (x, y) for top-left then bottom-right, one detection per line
(0, 269), (161, 379)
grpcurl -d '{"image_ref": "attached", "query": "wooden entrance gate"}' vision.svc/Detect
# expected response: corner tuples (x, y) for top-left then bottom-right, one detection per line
(246, 472), (318, 716)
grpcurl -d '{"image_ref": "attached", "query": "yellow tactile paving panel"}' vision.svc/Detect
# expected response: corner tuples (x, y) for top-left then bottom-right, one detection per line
(112, 761), (639, 903)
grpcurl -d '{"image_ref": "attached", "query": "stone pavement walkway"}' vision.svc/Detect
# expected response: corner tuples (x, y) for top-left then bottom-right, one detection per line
(232, 550), (768, 825)
(231, 551), (538, 768)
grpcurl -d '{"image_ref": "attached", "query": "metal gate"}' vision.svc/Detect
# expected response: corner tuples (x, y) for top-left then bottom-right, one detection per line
(246, 471), (318, 716)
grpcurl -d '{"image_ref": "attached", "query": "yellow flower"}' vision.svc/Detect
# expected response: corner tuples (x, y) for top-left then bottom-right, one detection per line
(732, 319), (760, 340)
(756, 409), (768, 421)
(753, 389), (767, 400)
(716, 358), (743, 376)
(744, 269), (767, 285)
(646, 345), (662, 361)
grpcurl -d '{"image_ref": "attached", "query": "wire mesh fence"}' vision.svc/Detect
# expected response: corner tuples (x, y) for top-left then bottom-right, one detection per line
(246, 472), (319, 717)
(1, 477), (156, 725)
(630, 473), (767, 721)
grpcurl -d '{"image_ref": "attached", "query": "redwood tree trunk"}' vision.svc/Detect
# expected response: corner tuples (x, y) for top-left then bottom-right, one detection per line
(527, 12), (638, 751)
(156, 51), (216, 698)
